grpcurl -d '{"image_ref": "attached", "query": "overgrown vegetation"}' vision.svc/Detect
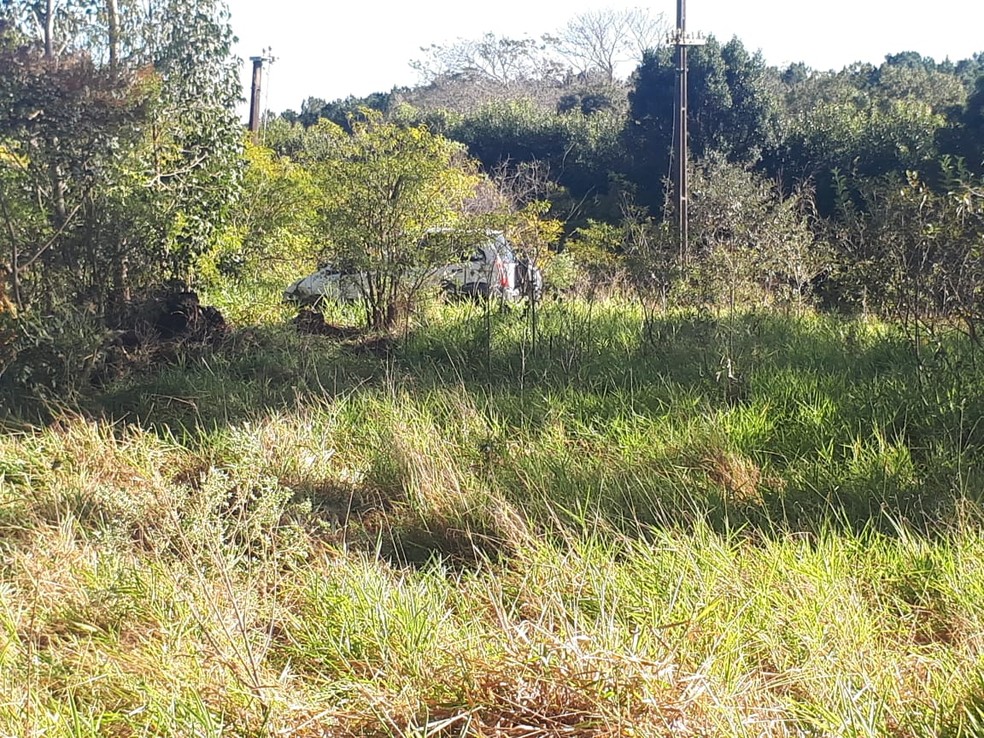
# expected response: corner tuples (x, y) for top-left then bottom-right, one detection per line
(5, 300), (984, 735)
(299, 113), (483, 330)
(0, 0), (242, 321)
(3, 1), (984, 734)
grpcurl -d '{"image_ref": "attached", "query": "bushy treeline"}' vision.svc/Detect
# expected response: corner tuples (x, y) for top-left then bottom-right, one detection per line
(283, 38), (984, 213)
(268, 37), (984, 329)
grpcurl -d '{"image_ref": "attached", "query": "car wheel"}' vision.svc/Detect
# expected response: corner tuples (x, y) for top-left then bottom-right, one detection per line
(461, 282), (491, 301)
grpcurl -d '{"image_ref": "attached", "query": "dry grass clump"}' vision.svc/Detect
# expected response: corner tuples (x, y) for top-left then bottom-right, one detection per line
(371, 403), (532, 566)
(0, 417), (178, 538)
(401, 629), (690, 737)
(705, 448), (765, 506)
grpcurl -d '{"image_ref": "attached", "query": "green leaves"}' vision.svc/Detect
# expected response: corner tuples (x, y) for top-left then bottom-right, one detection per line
(0, 0), (242, 319)
(303, 113), (482, 329)
(625, 36), (780, 211)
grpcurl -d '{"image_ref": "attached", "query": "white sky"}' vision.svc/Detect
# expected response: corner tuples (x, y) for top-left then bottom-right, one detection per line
(229, 0), (984, 118)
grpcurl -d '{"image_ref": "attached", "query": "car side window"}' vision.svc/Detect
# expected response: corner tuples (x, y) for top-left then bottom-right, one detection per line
(469, 249), (486, 263)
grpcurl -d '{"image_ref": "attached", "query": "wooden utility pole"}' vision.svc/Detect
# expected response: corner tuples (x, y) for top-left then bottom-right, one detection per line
(672, 0), (703, 267)
(106, 0), (119, 74)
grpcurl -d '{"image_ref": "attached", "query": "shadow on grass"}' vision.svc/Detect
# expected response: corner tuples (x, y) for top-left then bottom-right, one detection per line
(90, 325), (392, 435)
(7, 302), (984, 544)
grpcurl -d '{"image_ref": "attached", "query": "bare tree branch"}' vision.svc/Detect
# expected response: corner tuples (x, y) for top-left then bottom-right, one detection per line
(549, 7), (668, 84)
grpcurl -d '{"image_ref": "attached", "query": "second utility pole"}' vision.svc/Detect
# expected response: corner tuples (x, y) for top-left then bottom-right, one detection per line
(248, 56), (265, 139)
(673, 0), (703, 268)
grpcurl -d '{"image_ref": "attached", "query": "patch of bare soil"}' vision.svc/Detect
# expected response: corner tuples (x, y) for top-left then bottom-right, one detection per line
(292, 308), (362, 339)
(96, 289), (230, 384)
(291, 308), (396, 356)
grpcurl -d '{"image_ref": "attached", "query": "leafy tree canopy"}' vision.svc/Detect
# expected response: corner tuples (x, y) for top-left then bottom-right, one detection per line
(624, 35), (781, 211)
(0, 0), (243, 318)
(302, 112), (483, 330)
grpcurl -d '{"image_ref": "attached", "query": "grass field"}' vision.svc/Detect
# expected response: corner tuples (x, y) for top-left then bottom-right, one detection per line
(3, 294), (984, 736)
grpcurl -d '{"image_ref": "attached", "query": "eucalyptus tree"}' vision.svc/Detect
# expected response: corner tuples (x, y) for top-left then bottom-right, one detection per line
(410, 33), (565, 113)
(412, 33), (560, 89)
(0, 0), (242, 318)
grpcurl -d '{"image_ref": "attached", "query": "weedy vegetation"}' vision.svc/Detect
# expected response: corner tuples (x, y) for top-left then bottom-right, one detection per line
(3, 291), (984, 737)
(3, 0), (984, 732)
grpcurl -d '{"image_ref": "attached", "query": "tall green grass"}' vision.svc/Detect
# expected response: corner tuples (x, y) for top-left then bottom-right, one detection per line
(3, 297), (984, 735)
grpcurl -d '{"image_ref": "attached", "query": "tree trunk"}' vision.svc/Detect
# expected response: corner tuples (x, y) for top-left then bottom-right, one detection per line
(44, 0), (55, 59)
(41, 0), (68, 228)
(48, 163), (67, 226)
(106, 0), (119, 74)
(0, 195), (23, 310)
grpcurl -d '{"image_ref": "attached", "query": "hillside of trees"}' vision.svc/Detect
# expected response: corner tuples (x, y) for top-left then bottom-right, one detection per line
(268, 25), (984, 326)
(3, 4), (983, 391)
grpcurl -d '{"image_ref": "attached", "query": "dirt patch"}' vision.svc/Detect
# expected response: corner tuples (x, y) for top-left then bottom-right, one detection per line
(291, 308), (396, 356)
(95, 289), (230, 384)
(292, 308), (362, 339)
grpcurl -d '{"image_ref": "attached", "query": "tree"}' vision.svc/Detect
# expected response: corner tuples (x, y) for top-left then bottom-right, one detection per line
(297, 97), (327, 127)
(688, 156), (824, 310)
(826, 165), (984, 339)
(941, 73), (984, 173)
(205, 140), (317, 285)
(624, 36), (780, 212)
(548, 7), (668, 85)
(0, 0), (242, 319)
(773, 60), (954, 212)
(873, 61), (966, 115)
(964, 74), (984, 170)
(304, 113), (482, 330)
(0, 44), (150, 312)
(292, 92), (396, 130)
(139, 0), (243, 282)
(412, 33), (560, 89)
(445, 98), (625, 221)
(408, 33), (566, 113)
